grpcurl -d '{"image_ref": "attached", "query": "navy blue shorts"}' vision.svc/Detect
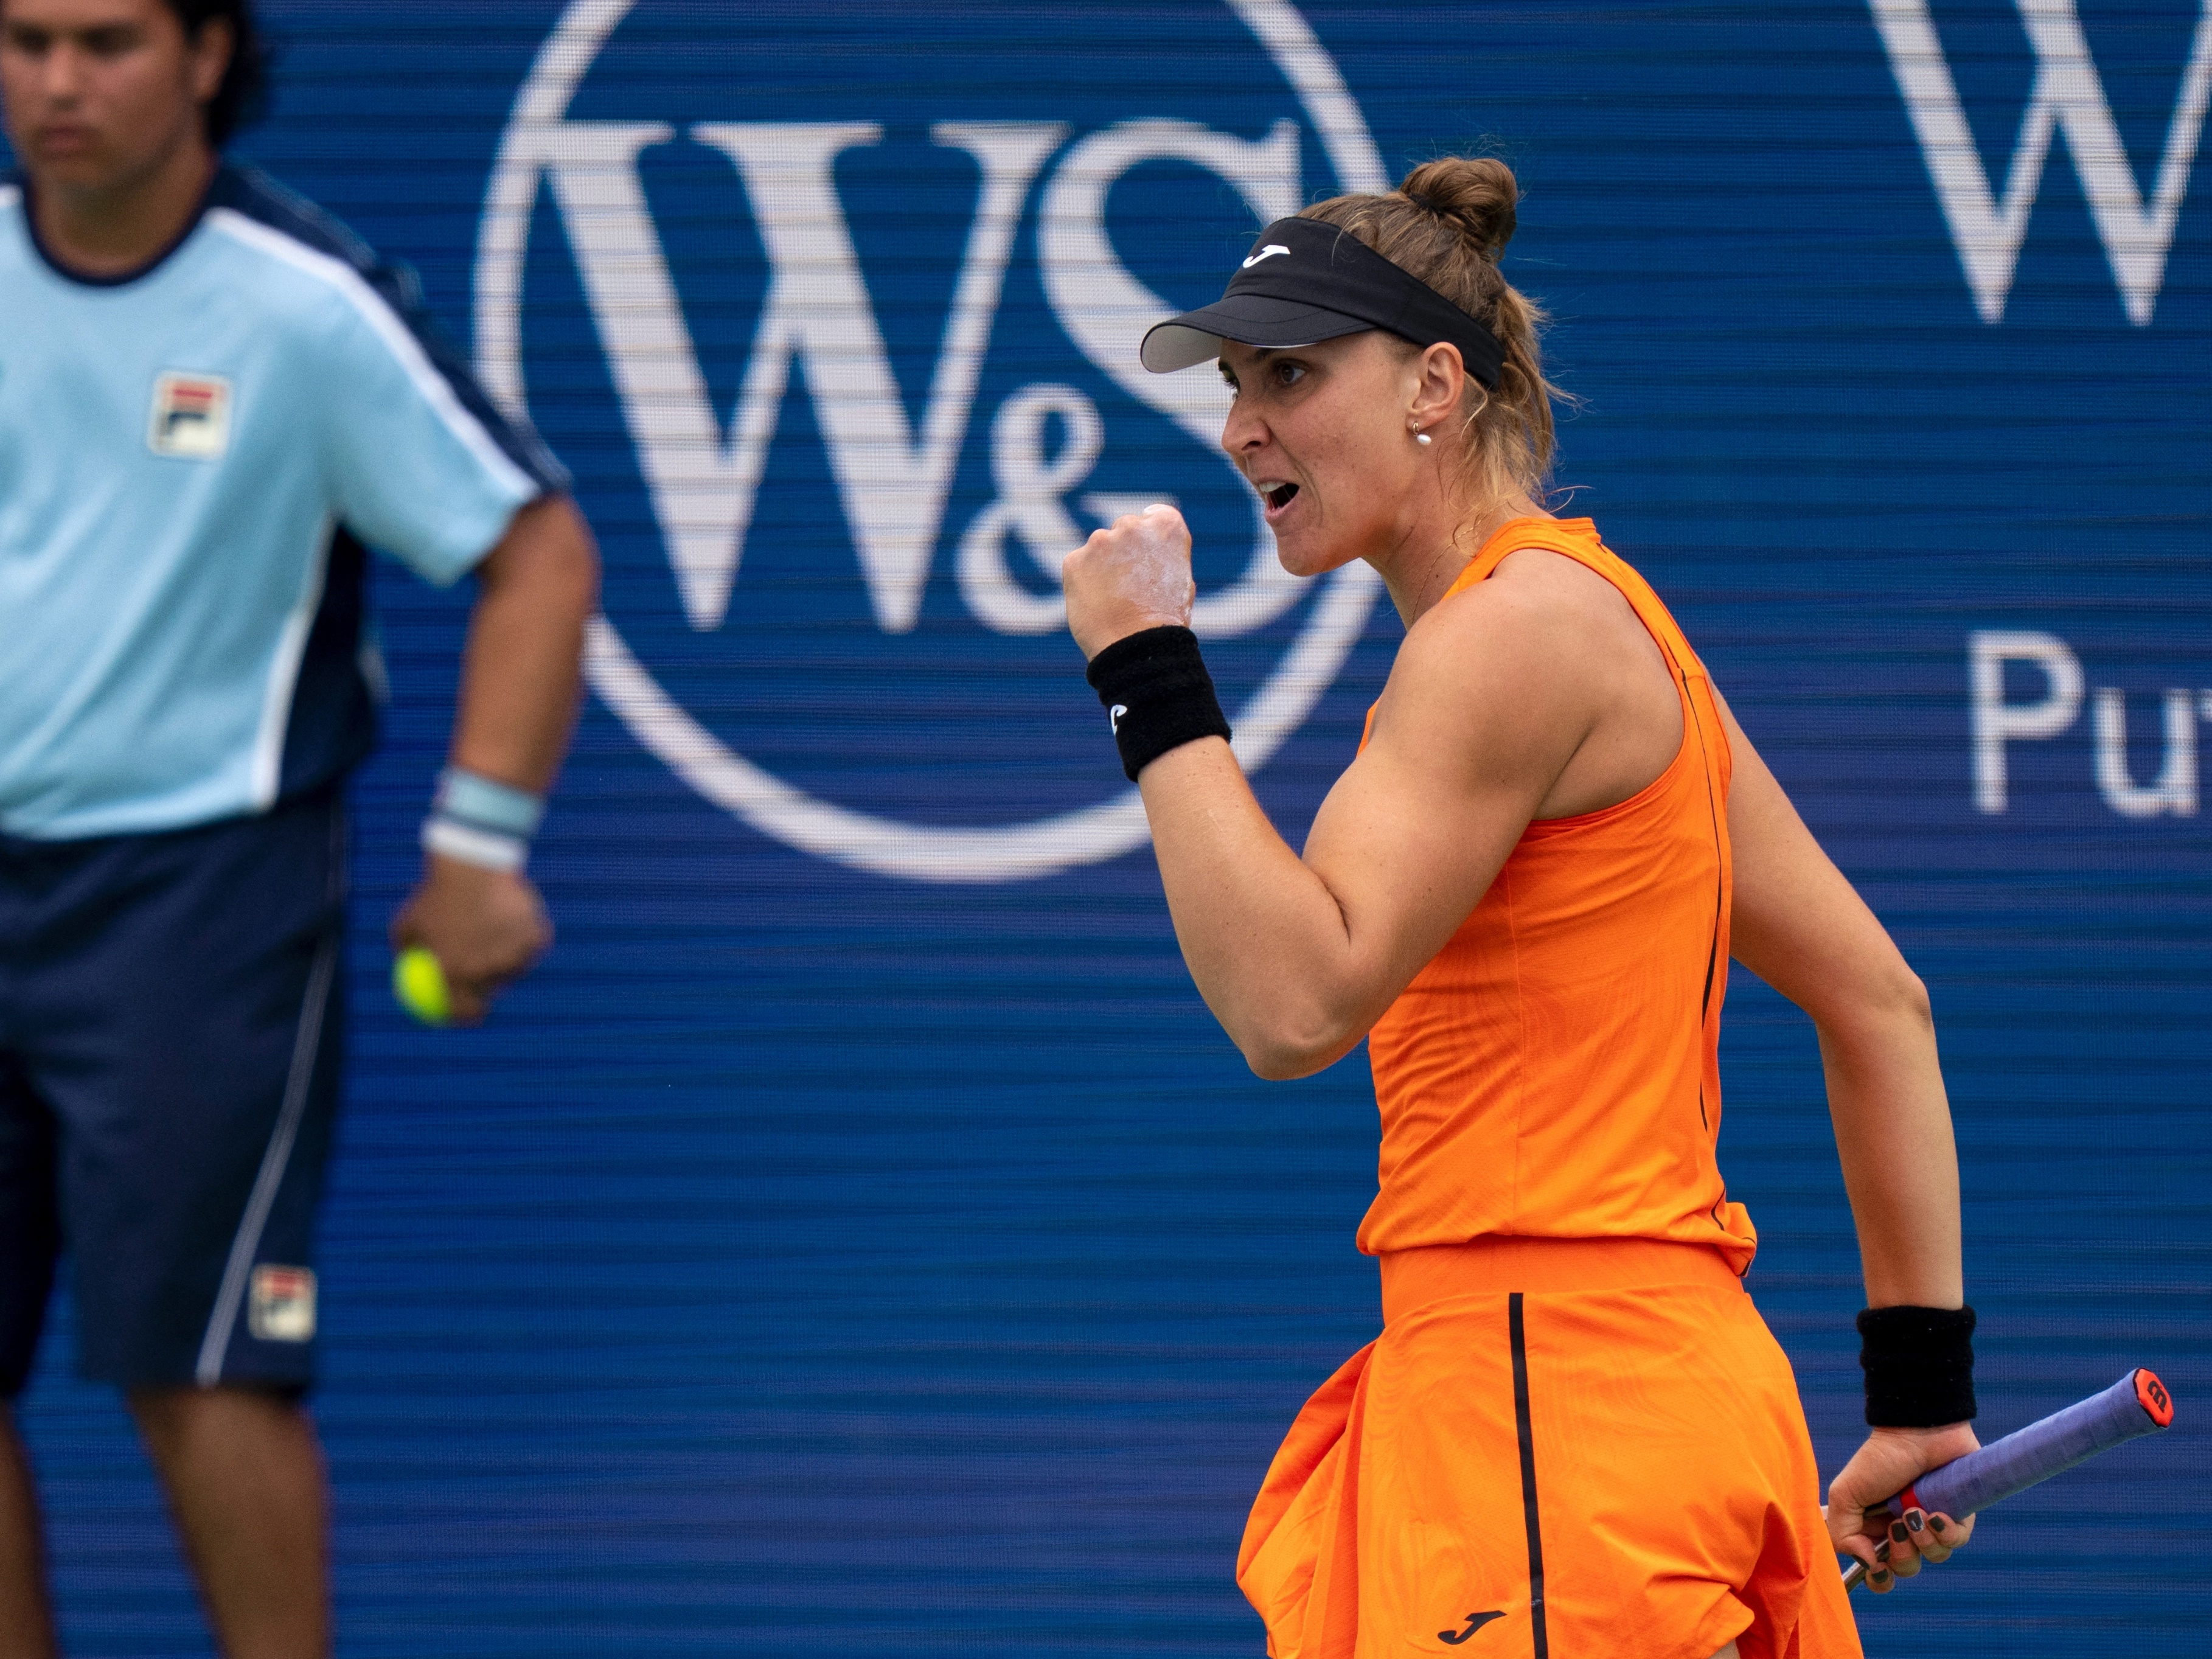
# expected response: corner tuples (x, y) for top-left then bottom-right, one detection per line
(0, 788), (346, 1395)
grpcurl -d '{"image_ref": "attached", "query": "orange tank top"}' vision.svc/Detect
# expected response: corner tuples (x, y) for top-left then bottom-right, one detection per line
(1354, 517), (1758, 1273)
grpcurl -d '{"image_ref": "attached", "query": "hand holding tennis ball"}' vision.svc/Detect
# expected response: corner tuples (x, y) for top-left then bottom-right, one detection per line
(389, 854), (552, 1027)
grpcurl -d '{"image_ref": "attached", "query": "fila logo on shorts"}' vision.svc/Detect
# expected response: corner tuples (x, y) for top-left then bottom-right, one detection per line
(147, 371), (233, 459)
(248, 1264), (317, 1342)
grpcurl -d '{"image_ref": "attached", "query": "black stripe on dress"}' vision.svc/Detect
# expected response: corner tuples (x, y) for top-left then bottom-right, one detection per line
(1509, 1292), (1550, 1658)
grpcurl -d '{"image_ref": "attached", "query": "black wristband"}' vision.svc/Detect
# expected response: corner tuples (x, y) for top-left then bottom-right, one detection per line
(1857, 1305), (1977, 1427)
(1084, 625), (1231, 781)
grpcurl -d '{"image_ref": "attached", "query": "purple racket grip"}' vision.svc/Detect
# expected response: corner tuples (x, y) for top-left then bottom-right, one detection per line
(1897, 1368), (2174, 1520)
(1842, 1368), (2174, 1591)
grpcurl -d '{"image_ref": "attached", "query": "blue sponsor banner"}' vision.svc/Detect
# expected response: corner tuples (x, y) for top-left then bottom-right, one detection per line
(15, 1), (2208, 1652)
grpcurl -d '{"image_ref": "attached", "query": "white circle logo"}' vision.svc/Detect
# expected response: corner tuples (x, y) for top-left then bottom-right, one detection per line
(476, 0), (1385, 882)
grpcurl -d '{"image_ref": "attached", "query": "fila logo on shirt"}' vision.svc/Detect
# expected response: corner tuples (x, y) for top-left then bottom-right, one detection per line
(147, 370), (232, 459)
(1868, 0), (2210, 324)
(479, 0), (1388, 884)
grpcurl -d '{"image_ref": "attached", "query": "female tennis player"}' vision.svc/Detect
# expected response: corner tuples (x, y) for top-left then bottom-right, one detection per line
(1062, 158), (1980, 1657)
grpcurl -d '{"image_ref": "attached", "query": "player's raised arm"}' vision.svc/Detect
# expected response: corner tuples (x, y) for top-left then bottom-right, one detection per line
(1716, 689), (1981, 1590)
(1068, 501), (1655, 1080)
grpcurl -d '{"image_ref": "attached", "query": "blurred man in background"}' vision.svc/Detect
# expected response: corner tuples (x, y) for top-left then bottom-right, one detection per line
(0, 0), (597, 1650)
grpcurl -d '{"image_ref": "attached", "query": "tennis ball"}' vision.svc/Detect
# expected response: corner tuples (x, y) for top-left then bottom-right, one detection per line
(392, 947), (453, 1028)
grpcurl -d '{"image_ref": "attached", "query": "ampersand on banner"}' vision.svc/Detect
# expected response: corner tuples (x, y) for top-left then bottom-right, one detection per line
(959, 384), (1160, 635)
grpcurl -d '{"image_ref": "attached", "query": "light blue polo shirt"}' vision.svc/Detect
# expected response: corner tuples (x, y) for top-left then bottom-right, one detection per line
(0, 163), (567, 840)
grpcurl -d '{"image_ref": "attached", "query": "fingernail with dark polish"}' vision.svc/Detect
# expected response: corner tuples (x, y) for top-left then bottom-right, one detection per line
(1929, 1517), (1947, 1532)
(1871, 1570), (1891, 1586)
(1891, 1521), (1910, 1544)
(1907, 1511), (1924, 1533)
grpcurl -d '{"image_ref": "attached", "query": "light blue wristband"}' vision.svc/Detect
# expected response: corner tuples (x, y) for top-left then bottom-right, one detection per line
(422, 768), (545, 873)
(433, 768), (546, 838)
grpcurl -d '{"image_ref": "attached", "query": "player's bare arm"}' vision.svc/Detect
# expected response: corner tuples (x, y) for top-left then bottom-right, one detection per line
(1069, 509), (1678, 1079)
(391, 494), (600, 1026)
(1717, 687), (1980, 1587)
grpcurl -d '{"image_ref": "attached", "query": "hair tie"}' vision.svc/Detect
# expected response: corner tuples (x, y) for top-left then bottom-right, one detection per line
(1403, 189), (1437, 213)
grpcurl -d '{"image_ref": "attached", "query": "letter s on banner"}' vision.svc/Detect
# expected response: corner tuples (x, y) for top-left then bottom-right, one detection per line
(1970, 630), (2084, 812)
(1038, 118), (1307, 639)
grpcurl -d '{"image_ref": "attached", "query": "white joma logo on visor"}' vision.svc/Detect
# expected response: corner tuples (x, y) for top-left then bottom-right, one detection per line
(1241, 243), (1291, 268)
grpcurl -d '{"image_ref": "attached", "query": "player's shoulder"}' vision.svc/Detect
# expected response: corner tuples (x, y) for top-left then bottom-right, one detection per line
(206, 164), (378, 267)
(1411, 541), (1626, 660)
(196, 164), (425, 336)
(1383, 538), (1660, 753)
(1480, 541), (1637, 623)
(199, 162), (568, 493)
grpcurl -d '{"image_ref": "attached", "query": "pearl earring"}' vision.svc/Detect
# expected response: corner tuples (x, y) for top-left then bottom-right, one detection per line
(1414, 428), (1432, 447)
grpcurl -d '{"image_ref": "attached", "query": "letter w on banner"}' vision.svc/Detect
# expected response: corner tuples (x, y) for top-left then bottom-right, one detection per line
(1869, 0), (2212, 323)
(541, 121), (1063, 635)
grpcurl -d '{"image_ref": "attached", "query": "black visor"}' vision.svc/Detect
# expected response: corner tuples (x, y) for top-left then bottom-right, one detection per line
(1140, 217), (1506, 388)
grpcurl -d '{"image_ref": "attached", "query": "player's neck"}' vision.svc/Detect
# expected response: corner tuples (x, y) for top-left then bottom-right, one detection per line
(31, 135), (218, 280)
(1377, 493), (1549, 627)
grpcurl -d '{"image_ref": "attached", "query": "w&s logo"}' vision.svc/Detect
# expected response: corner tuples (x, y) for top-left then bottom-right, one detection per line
(1870, 0), (2211, 323)
(474, 0), (1387, 882)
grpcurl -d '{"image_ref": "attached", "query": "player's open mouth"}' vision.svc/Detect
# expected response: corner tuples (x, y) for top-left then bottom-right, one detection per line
(1259, 481), (1299, 518)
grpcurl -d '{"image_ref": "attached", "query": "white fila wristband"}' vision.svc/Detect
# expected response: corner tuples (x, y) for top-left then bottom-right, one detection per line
(422, 815), (529, 874)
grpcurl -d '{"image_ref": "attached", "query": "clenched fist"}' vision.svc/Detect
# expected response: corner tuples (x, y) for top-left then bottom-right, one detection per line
(1063, 504), (1195, 660)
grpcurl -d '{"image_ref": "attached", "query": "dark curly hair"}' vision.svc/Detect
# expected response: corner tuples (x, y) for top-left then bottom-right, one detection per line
(161, 0), (267, 146)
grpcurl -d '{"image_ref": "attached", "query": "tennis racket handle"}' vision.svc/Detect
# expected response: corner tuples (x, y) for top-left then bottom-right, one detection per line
(1886, 1368), (2175, 1522)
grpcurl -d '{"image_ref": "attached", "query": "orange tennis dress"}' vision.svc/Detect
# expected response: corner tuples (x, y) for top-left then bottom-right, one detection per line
(1236, 519), (1858, 1659)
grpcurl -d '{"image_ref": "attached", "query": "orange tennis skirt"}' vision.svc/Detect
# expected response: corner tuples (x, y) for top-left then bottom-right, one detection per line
(1237, 1237), (1860, 1658)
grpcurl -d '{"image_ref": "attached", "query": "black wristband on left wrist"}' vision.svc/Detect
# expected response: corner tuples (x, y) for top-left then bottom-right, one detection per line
(1084, 625), (1231, 781)
(1857, 1304), (1977, 1427)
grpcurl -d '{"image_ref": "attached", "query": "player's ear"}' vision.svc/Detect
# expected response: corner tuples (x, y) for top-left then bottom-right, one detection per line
(1407, 341), (1465, 434)
(186, 16), (233, 108)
